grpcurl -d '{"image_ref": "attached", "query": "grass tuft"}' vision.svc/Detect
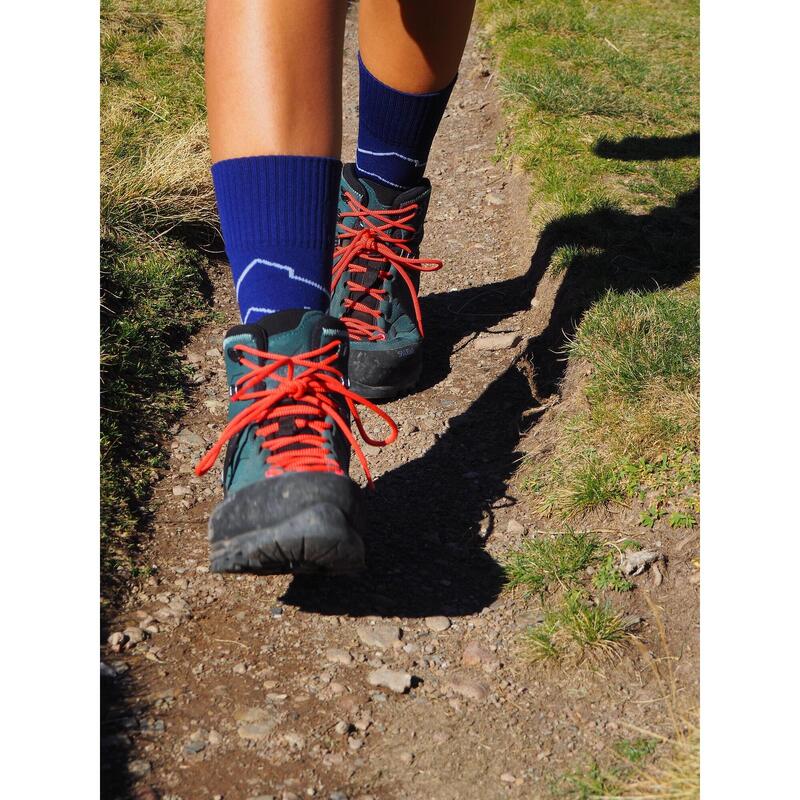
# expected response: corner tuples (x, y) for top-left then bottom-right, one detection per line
(523, 591), (630, 666)
(505, 529), (600, 594)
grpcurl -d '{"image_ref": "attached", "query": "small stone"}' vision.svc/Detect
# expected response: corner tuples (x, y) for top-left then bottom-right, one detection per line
(282, 732), (305, 750)
(356, 624), (401, 649)
(367, 667), (412, 694)
(505, 519), (525, 535)
(326, 648), (354, 666)
(425, 616), (451, 632)
(329, 793), (348, 800)
(486, 193), (505, 206)
(462, 641), (501, 673)
(270, 605), (284, 618)
(474, 333), (521, 351)
(123, 627), (146, 645)
(107, 631), (127, 651)
(172, 485), (191, 497)
(329, 682), (346, 695)
(184, 739), (206, 754)
(398, 750), (415, 765)
(446, 676), (489, 702)
(208, 729), (222, 745)
(500, 772), (515, 783)
(176, 429), (205, 448)
(233, 662), (247, 675)
(238, 723), (275, 741)
(234, 707), (271, 723)
(128, 759), (151, 777)
(334, 720), (351, 735)
(348, 736), (364, 751)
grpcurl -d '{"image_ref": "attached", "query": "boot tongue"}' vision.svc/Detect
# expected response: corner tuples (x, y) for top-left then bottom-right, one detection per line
(222, 310), (347, 419)
(338, 165), (432, 332)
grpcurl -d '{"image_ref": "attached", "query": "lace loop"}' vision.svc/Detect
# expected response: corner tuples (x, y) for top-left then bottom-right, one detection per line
(332, 191), (443, 342)
(195, 340), (397, 488)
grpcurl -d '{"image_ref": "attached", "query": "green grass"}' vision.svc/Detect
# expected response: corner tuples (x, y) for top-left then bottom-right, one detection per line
(523, 591), (630, 666)
(479, 0), (699, 218)
(101, 0), (215, 600)
(479, 0), (699, 524)
(505, 529), (601, 594)
(523, 282), (700, 520)
(505, 532), (640, 667)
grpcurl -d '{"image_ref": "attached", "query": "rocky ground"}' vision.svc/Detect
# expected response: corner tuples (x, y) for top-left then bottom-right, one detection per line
(101, 13), (699, 800)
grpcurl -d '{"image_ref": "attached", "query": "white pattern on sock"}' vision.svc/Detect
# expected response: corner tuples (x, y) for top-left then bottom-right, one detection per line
(235, 258), (330, 301)
(356, 146), (427, 167)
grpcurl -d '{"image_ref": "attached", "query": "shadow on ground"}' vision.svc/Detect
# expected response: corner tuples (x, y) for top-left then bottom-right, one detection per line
(284, 132), (699, 619)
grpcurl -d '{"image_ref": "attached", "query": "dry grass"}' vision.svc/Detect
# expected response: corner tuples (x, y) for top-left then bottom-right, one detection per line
(560, 600), (699, 800)
(101, 113), (216, 243)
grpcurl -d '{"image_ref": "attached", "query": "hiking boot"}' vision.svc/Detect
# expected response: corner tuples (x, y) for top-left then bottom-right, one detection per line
(195, 309), (397, 575)
(329, 164), (442, 399)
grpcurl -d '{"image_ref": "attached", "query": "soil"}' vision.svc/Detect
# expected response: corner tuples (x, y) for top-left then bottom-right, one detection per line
(101, 13), (699, 800)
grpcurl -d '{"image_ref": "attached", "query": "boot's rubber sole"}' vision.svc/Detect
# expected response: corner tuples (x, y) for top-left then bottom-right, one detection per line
(348, 347), (423, 400)
(208, 473), (365, 575)
(210, 501), (365, 575)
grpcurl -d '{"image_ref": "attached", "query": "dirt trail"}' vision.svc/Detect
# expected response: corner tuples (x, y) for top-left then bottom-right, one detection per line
(101, 14), (698, 800)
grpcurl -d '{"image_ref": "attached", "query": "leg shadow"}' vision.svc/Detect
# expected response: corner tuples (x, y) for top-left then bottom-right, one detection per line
(283, 134), (699, 618)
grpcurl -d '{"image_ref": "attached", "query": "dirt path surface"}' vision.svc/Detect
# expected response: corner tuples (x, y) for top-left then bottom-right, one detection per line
(102, 14), (698, 800)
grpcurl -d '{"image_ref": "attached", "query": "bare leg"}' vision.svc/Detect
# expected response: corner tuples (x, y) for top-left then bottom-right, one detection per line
(358, 0), (476, 93)
(205, 0), (348, 162)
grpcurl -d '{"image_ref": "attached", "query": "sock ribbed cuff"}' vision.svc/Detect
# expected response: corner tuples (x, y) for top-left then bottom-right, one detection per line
(357, 53), (456, 149)
(211, 155), (341, 253)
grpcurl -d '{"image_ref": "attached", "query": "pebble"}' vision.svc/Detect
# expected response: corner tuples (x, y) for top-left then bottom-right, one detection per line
(238, 722), (275, 741)
(123, 627), (146, 645)
(172, 485), (190, 496)
(208, 729), (222, 745)
(446, 676), (490, 702)
(282, 732), (305, 750)
(356, 624), (401, 649)
(107, 631), (127, 651)
(128, 759), (151, 777)
(367, 667), (412, 694)
(473, 333), (521, 351)
(334, 720), (351, 735)
(234, 707), (272, 723)
(505, 519), (526, 535)
(176, 429), (205, 448)
(326, 647), (354, 666)
(348, 737), (364, 751)
(184, 739), (206, 754)
(500, 772), (515, 783)
(425, 616), (451, 632)
(329, 793), (348, 800)
(398, 750), (415, 765)
(462, 641), (501, 673)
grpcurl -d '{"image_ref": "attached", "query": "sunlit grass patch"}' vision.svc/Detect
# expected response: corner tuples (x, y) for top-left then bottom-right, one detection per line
(521, 280), (700, 521)
(505, 529), (601, 594)
(523, 591), (631, 666)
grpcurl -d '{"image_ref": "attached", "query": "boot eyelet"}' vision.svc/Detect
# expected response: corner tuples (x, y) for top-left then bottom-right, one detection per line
(227, 346), (243, 363)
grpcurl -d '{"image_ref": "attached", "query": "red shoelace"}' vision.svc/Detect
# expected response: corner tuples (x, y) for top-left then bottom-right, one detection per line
(332, 191), (443, 342)
(194, 340), (397, 488)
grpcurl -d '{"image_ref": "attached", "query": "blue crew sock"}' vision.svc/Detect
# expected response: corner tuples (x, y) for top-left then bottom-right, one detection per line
(355, 53), (456, 191)
(211, 155), (341, 324)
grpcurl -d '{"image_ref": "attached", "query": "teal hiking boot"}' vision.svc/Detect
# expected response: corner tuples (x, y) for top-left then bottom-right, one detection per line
(195, 309), (397, 575)
(330, 164), (443, 399)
